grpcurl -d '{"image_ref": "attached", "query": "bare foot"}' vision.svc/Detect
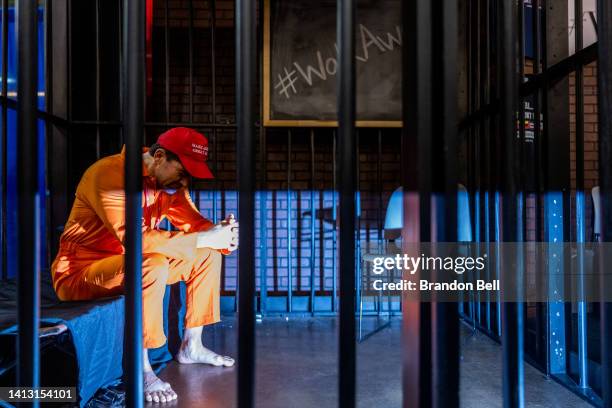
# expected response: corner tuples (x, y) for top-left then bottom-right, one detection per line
(176, 343), (235, 367)
(144, 371), (178, 403)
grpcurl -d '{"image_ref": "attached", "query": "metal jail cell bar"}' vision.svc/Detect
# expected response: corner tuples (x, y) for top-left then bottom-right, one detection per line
(574, 0), (589, 392)
(1, 0), (8, 282)
(16, 0), (41, 396)
(499, 1), (524, 407)
(402, 0), (433, 405)
(597, 0), (612, 406)
(337, 0), (357, 407)
(236, 0), (256, 407)
(123, 0), (145, 404)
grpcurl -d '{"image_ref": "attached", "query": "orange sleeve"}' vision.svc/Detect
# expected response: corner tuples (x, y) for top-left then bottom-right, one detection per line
(81, 163), (200, 260)
(165, 189), (232, 255)
(165, 189), (214, 233)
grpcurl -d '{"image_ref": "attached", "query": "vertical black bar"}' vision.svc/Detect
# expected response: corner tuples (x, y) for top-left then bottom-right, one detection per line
(117, 0), (123, 147)
(16, 0), (40, 392)
(210, 0), (218, 224)
(480, 0), (492, 333)
(498, 1), (523, 407)
(95, 0), (101, 159)
(0, 0), (8, 281)
(210, 0), (217, 126)
(478, 0), (491, 332)
(376, 129), (382, 314)
(337, 0), (356, 405)
(257, 1), (267, 316)
(575, 2), (584, 192)
(236, 0), (256, 405)
(597, 0), (612, 406)
(164, 0), (170, 123)
(287, 129), (293, 312)
(259, 126), (267, 315)
(332, 130), (338, 312)
(355, 130), (360, 318)
(532, 0), (543, 362)
(122, 0), (144, 405)
(574, 0), (589, 390)
(310, 129), (316, 313)
(540, 0), (551, 374)
(431, 0), (459, 406)
(468, 1), (483, 328)
(517, 3), (528, 387)
(188, 0), (194, 123)
(518, 0), (526, 235)
(42, 0), (50, 285)
(403, 0), (432, 406)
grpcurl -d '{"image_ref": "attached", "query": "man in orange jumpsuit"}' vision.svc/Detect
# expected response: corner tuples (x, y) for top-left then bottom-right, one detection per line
(51, 127), (237, 403)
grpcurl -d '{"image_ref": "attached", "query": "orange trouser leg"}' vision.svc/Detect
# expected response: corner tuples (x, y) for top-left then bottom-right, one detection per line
(73, 248), (222, 349)
(166, 247), (222, 329)
(78, 253), (171, 348)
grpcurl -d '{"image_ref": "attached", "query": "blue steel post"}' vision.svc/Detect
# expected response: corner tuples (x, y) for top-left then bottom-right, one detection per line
(495, 191), (502, 338)
(16, 0), (40, 397)
(545, 193), (565, 376)
(332, 131), (337, 312)
(123, 0), (145, 405)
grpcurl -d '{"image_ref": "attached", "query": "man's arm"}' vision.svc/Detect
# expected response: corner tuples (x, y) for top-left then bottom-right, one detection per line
(165, 189), (214, 233)
(165, 189), (237, 254)
(80, 165), (201, 260)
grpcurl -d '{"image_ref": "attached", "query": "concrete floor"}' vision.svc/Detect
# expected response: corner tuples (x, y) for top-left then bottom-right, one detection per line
(155, 317), (592, 408)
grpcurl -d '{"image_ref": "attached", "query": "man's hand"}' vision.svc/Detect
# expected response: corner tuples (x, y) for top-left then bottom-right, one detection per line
(223, 214), (239, 252)
(197, 214), (239, 251)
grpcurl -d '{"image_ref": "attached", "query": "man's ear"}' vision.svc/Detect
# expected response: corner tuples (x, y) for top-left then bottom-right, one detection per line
(153, 149), (166, 162)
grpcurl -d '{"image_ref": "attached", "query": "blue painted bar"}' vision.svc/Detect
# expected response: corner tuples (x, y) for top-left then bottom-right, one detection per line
(474, 189), (481, 326)
(495, 191), (502, 338)
(484, 191), (491, 332)
(545, 191), (565, 375)
(576, 191), (588, 388)
(287, 130), (293, 312)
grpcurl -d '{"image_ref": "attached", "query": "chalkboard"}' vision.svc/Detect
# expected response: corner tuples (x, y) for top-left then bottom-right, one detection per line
(263, 0), (402, 127)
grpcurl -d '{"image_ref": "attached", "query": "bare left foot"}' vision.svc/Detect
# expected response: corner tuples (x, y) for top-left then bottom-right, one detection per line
(144, 371), (178, 403)
(176, 343), (235, 367)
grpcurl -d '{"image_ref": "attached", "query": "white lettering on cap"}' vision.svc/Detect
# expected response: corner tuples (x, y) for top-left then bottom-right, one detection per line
(191, 143), (209, 158)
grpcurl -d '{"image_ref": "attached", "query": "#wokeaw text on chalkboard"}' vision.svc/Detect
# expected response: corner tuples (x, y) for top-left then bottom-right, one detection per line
(263, 0), (402, 127)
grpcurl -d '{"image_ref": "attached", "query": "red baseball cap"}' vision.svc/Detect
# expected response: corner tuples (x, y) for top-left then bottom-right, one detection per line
(156, 127), (214, 179)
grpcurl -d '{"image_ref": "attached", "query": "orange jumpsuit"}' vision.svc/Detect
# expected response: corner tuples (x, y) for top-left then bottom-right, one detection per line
(51, 147), (225, 349)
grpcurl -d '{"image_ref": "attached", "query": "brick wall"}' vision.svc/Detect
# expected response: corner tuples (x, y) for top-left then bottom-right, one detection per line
(522, 60), (599, 242)
(569, 61), (599, 241)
